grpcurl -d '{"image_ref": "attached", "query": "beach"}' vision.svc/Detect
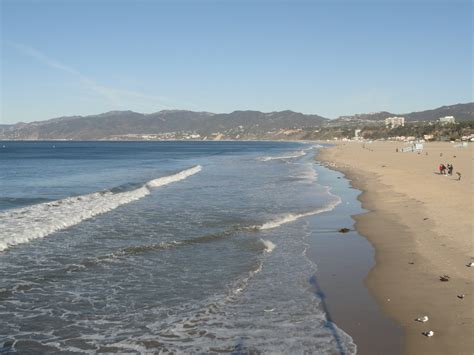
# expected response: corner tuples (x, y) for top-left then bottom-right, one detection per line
(318, 141), (473, 354)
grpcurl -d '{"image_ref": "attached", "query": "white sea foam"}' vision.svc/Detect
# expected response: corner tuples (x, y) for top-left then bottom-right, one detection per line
(226, 261), (264, 300)
(258, 149), (307, 161)
(146, 165), (202, 188)
(0, 166), (202, 252)
(289, 162), (318, 182)
(260, 239), (276, 253)
(258, 197), (341, 231)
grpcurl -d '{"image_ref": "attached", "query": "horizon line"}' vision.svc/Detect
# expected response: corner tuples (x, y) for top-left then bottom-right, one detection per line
(3, 101), (472, 125)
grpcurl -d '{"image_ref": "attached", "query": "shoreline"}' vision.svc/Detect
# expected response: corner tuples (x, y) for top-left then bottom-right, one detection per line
(317, 141), (473, 355)
(306, 162), (403, 354)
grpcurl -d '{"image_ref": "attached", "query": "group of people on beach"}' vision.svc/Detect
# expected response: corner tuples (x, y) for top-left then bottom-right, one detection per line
(438, 163), (461, 180)
(438, 163), (453, 176)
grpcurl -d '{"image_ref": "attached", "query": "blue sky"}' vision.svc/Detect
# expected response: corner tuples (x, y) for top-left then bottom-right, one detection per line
(1, 0), (472, 123)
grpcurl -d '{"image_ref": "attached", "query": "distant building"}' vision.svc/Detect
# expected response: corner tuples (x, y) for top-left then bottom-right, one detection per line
(385, 117), (405, 129)
(354, 129), (362, 140)
(439, 116), (455, 124)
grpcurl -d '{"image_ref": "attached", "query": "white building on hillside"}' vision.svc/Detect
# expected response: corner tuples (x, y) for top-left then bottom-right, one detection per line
(439, 116), (455, 124)
(385, 116), (405, 129)
(354, 129), (362, 140)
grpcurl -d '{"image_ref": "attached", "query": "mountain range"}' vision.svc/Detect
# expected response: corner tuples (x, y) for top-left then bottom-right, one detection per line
(1, 103), (472, 140)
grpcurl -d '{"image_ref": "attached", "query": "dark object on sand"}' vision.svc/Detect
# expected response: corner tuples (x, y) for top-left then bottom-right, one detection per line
(422, 330), (434, 337)
(423, 217), (429, 220)
(440, 275), (450, 282)
(457, 294), (465, 299)
(338, 228), (350, 233)
(409, 262), (415, 265)
(456, 172), (462, 180)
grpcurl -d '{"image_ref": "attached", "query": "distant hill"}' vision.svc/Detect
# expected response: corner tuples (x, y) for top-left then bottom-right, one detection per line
(1, 103), (472, 140)
(333, 111), (396, 124)
(334, 103), (474, 123)
(0, 110), (328, 140)
(403, 103), (474, 122)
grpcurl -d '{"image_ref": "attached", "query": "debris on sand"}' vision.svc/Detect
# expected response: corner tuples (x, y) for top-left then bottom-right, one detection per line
(423, 331), (434, 337)
(439, 275), (450, 282)
(415, 316), (429, 322)
(338, 228), (350, 233)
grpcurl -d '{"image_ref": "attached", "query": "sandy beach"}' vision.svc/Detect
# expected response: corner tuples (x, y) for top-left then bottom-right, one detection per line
(318, 141), (473, 355)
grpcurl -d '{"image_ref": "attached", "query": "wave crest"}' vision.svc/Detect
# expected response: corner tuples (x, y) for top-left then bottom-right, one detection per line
(257, 198), (341, 230)
(258, 150), (307, 162)
(0, 166), (202, 252)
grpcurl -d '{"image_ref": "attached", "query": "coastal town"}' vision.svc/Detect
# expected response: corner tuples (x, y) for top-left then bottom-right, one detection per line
(2, 105), (473, 143)
(99, 114), (474, 143)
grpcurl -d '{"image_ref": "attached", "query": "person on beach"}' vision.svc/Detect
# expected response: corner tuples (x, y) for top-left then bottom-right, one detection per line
(447, 164), (453, 176)
(439, 163), (446, 175)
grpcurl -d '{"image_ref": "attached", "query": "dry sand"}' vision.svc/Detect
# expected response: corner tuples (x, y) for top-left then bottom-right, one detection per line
(318, 141), (473, 355)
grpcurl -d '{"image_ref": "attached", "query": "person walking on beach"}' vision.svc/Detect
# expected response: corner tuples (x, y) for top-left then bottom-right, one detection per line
(439, 163), (447, 175)
(447, 164), (453, 176)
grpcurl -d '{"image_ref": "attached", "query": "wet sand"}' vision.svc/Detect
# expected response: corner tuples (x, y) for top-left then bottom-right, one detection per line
(307, 164), (403, 354)
(318, 141), (473, 355)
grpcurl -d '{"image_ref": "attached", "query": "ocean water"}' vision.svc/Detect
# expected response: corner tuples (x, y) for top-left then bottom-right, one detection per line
(0, 141), (356, 354)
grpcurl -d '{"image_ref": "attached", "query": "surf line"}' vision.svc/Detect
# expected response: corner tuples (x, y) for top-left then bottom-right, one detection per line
(42, 206), (342, 275)
(257, 149), (308, 162)
(0, 165), (202, 252)
(255, 199), (341, 231)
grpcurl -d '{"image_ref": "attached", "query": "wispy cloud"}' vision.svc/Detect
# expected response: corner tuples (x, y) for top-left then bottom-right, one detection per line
(9, 42), (177, 111)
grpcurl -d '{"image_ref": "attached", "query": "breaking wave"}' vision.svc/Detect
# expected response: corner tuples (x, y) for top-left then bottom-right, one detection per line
(258, 150), (307, 161)
(257, 197), (341, 230)
(0, 166), (202, 252)
(259, 239), (276, 253)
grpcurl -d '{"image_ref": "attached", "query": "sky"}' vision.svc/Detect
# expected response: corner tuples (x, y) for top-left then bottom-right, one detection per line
(1, 0), (472, 124)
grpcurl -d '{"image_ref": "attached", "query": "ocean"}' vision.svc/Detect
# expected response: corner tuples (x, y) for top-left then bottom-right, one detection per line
(0, 141), (357, 354)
